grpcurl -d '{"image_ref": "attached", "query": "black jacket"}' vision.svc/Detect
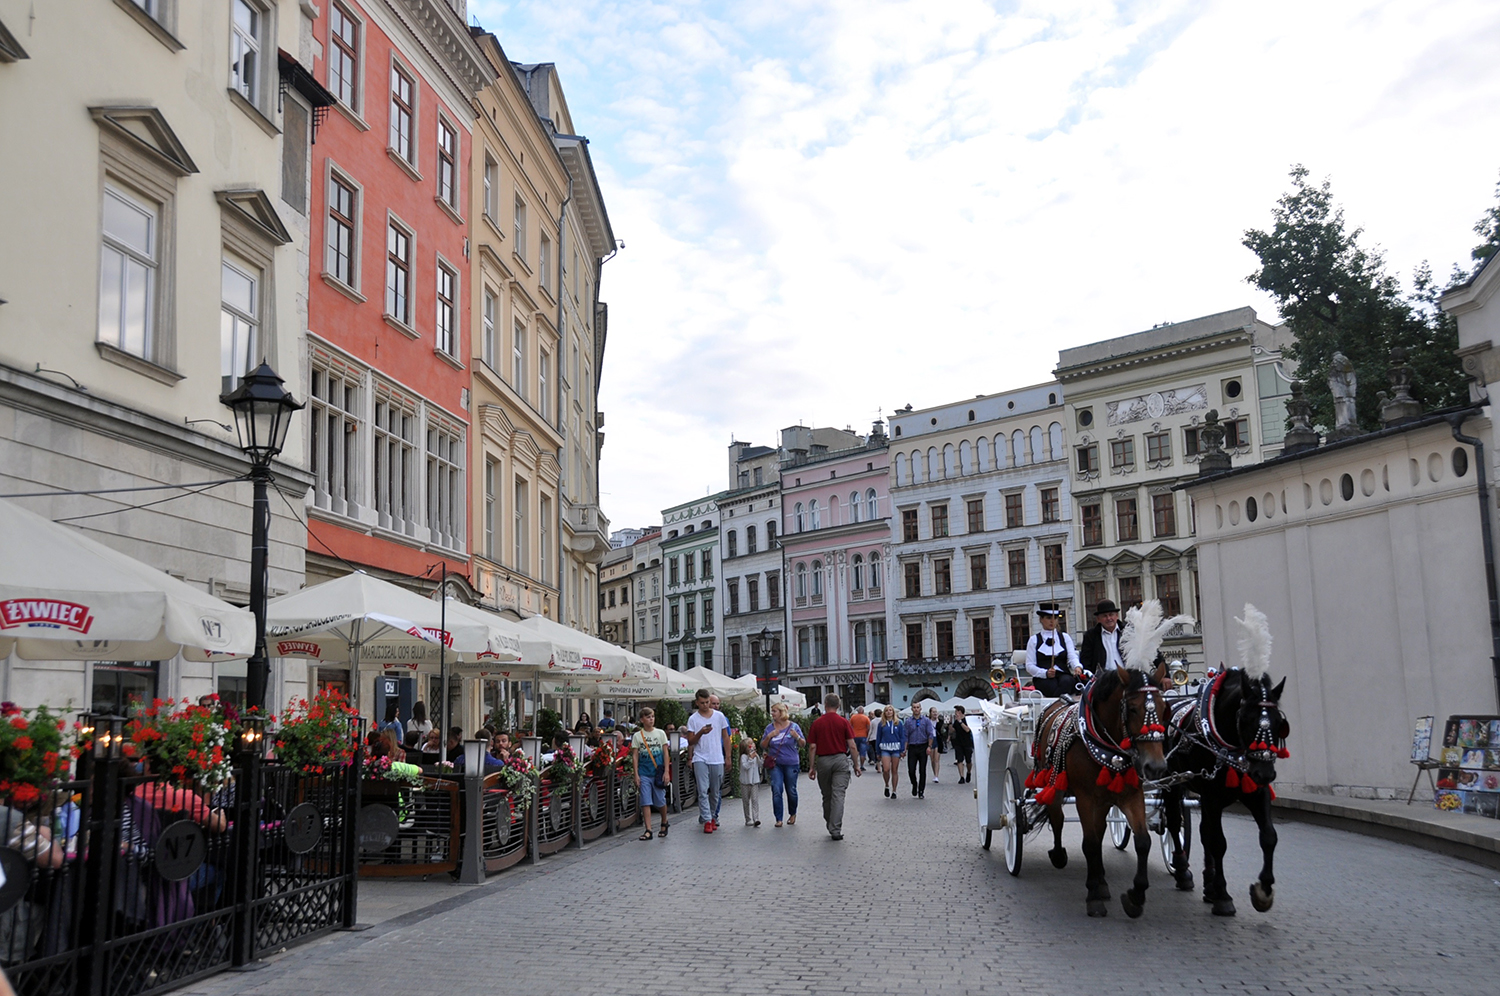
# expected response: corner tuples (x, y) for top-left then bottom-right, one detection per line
(1079, 623), (1121, 673)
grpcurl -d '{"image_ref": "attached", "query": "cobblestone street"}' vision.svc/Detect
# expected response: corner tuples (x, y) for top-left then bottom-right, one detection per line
(180, 771), (1493, 996)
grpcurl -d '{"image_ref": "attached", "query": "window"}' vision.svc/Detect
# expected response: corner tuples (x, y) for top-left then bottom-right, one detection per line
(901, 508), (918, 542)
(1083, 580), (1108, 612)
(220, 255), (259, 392)
(328, 3), (359, 108)
(730, 640), (742, 675)
(905, 623), (924, 661)
(746, 525), (757, 554)
(539, 233), (552, 292)
(1117, 575), (1143, 609)
(1225, 418), (1250, 448)
(766, 572), (780, 609)
(436, 118), (457, 208)
(702, 550), (713, 581)
(326, 174), (358, 287)
(389, 64), (415, 163)
(935, 620), (955, 659)
(513, 196), (527, 261)
(1146, 431), (1171, 464)
(904, 562), (921, 598)
(621, 585), (629, 605)
(1009, 615), (1030, 653)
(669, 603), (680, 635)
(1116, 496), (1140, 542)
(484, 457), (498, 559)
(385, 220), (411, 325)
(435, 263), (456, 355)
(309, 357), (360, 516)
(931, 503), (949, 538)
(1043, 544), (1064, 583)
(972, 617), (991, 662)
(866, 489), (878, 521)
(91, 661), (160, 718)
(855, 622), (869, 664)
(426, 416), (463, 551)
(652, 575), (660, 597)
(1077, 444), (1099, 474)
(481, 157), (499, 223)
(372, 387), (418, 535)
(669, 557), (680, 585)
(1007, 548), (1027, 587)
(702, 595), (713, 629)
(794, 502), (805, 532)
(481, 289), (498, 369)
(810, 561), (823, 598)
(849, 491), (861, 524)
(766, 520), (777, 546)
(230, 1), (263, 104)
(684, 553), (696, 584)
(513, 479), (528, 569)
(607, 589), (615, 609)
(1081, 502), (1103, 546)
(512, 321), (526, 395)
(1110, 438), (1135, 470)
(748, 576), (760, 612)
(727, 531), (738, 558)
(810, 499), (821, 529)
(1183, 427), (1201, 458)
(99, 184), (159, 360)
(966, 498), (984, 533)
(1040, 488), (1060, 523)
(811, 626), (828, 667)
(934, 558), (952, 595)
(852, 554), (864, 591)
(869, 552), (881, 591)
(539, 352), (550, 415)
(1152, 494), (1177, 537)
(869, 619), (886, 660)
(1005, 493), (1023, 528)
(685, 600), (696, 632)
(970, 553), (987, 590)
(1156, 572), (1182, 616)
(798, 627), (811, 667)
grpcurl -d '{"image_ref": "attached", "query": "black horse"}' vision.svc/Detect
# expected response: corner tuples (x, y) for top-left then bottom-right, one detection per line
(1161, 668), (1289, 916)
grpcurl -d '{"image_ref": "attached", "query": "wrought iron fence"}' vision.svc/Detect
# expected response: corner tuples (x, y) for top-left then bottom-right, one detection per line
(534, 780), (573, 855)
(478, 778), (526, 874)
(357, 778), (458, 877)
(578, 775), (607, 841)
(612, 769), (639, 831)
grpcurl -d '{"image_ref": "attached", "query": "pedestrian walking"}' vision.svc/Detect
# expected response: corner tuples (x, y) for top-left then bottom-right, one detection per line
(902, 705), (936, 798)
(738, 737), (763, 826)
(930, 706), (946, 784)
(760, 702), (805, 827)
(874, 706), (906, 798)
(685, 689), (730, 832)
(807, 694), (860, 840)
(630, 707), (671, 840)
(849, 706), (872, 773)
(950, 705), (975, 783)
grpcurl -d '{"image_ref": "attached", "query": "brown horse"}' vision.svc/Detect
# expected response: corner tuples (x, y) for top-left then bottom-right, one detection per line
(1031, 666), (1170, 917)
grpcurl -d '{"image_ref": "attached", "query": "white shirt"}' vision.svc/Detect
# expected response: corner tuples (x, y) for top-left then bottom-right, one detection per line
(1100, 626), (1123, 670)
(1025, 628), (1081, 678)
(686, 710), (730, 765)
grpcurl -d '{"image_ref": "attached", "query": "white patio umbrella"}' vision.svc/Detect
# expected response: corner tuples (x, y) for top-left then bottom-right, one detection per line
(586, 662), (696, 700)
(513, 614), (630, 680)
(766, 686), (808, 710)
(677, 666), (760, 705)
(0, 498), (254, 662)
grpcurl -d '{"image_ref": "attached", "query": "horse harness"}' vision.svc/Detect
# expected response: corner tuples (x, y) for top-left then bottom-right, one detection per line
(1170, 671), (1288, 793)
(1028, 677), (1164, 800)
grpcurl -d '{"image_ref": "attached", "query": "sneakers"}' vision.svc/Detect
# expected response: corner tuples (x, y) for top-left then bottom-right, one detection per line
(911, 786), (917, 797)
(884, 787), (890, 798)
(703, 821), (716, 833)
(933, 776), (940, 784)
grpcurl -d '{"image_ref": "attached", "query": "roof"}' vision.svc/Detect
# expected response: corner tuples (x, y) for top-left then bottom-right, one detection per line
(1055, 307), (1260, 377)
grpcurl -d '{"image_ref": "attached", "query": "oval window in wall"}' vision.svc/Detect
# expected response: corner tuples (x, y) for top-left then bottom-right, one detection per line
(1340, 473), (1354, 501)
(1428, 453), (1444, 483)
(1360, 469), (1375, 497)
(1228, 500), (1241, 525)
(1454, 447), (1470, 477)
(1246, 496), (1258, 522)
(1319, 479), (1333, 506)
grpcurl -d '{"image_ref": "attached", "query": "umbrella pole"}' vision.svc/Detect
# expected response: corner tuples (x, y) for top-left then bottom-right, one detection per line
(439, 572), (448, 748)
(351, 618), (363, 719)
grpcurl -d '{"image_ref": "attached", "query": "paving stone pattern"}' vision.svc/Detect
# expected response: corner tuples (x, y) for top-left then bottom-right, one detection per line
(180, 773), (1492, 996)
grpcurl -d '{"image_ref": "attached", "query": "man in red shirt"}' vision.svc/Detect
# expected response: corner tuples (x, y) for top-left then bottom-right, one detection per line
(808, 694), (862, 840)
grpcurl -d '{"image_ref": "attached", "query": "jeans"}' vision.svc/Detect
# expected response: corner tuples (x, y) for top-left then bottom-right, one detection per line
(907, 745), (929, 794)
(816, 754), (853, 835)
(693, 760), (724, 824)
(768, 761), (800, 822)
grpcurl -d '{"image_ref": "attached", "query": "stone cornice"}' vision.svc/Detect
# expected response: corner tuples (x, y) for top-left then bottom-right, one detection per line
(384, 0), (495, 104)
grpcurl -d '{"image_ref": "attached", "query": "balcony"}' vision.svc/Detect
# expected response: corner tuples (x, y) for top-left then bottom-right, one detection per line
(563, 499), (611, 564)
(885, 655), (976, 677)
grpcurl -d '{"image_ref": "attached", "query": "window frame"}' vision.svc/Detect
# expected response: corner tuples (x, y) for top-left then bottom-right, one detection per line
(969, 552), (987, 591)
(98, 181), (162, 367)
(481, 287), (498, 370)
(434, 256), (458, 358)
(931, 503), (949, 538)
(934, 558), (952, 595)
(1040, 487), (1060, 523)
(1077, 443), (1099, 475)
(966, 498), (984, 534)
(1007, 548), (1027, 587)
(1081, 501), (1103, 547)
(1152, 493), (1177, 538)
(1145, 431), (1171, 464)
(230, 0), (271, 114)
(327, 1), (362, 112)
(1115, 495), (1140, 542)
(219, 253), (261, 394)
(1004, 492), (1024, 529)
(383, 214), (415, 330)
(324, 165), (362, 294)
(388, 58), (417, 168)
(1110, 437), (1136, 470)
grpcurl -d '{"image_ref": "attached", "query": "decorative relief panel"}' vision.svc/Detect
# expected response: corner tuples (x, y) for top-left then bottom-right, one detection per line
(1107, 384), (1208, 426)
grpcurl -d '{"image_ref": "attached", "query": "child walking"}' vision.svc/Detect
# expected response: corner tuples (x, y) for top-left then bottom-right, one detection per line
(739, 736), (763, 827)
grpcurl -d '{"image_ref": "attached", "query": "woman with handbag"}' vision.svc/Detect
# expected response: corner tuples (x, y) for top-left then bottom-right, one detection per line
(630, 707), (672, 840)
(759, 702), (805, 828)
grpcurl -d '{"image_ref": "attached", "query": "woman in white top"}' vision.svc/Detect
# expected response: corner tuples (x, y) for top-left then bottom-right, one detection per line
(1025, 602), (1083, 697)
(407, 701), (434, 740)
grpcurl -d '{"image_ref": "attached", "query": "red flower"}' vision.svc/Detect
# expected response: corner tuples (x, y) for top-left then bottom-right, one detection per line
(13, 736), (33, 751)
(9, 716), (27, 730)
(10, 784), (39, 806)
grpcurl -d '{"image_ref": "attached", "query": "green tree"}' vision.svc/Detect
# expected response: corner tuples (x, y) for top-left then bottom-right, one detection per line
(652, 698), (687, 731)
(1243, 166), (1467, 431)
(1471, 174), (1500, 269)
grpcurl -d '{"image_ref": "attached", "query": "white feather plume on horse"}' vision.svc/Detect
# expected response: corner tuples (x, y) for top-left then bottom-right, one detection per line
(1119, 599), (1196, 673)
(1235, 603), (1273, 679)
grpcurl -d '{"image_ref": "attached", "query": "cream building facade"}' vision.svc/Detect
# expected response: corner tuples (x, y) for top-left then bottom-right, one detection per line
(0, 0), (318, 713)
(1055, 308), (1292, 667)
(598, 543), (633, 648)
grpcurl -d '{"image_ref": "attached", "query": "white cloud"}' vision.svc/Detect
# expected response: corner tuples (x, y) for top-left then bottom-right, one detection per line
(472, 0), (1500, 529)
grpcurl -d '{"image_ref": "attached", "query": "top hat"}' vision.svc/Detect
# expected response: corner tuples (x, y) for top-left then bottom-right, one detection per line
(1035, 602), (1062, 617)
(1094, 599), (1120, 616)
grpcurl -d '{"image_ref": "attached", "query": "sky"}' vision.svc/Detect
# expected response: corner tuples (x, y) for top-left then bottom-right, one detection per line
(470, 0), (1500, 530)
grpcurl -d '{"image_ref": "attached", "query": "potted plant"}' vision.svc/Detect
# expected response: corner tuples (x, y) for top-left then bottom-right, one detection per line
(0, 702), (69, 809)
(273, 687), (358, 774)
(123, 697), (234, 792)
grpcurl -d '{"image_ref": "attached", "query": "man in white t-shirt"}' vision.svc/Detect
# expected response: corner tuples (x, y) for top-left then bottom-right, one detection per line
(685, 688), (731, 832)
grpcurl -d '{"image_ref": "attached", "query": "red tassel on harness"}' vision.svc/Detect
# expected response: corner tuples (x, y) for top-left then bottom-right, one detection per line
(1108, 772), (1126, 794)
(1224, 768), (1240, 789)
(1241, 774), (1259, 793)
(1036, 786), (1055, 805)
(1124, 768), (1140, 788)
(1053, 771), (1068, 795)
(1097, 767), (1112, 787)
(1276, 746), (1290, 759)
(1119, 737), (1132, 750)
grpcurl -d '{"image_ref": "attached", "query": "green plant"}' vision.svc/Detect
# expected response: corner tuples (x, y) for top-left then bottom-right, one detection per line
(535, 707), (564, 746)
(124, 697), (235, 791)
(484, 706), (511, 735)
(0, 702), (68, 808)
(652, 699), (687, 730)
(273, 687), (358, 774)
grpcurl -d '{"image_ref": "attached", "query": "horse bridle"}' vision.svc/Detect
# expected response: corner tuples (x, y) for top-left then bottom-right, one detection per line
(1197, 671), (1289, 769)
(1078, 675), (1161, 772)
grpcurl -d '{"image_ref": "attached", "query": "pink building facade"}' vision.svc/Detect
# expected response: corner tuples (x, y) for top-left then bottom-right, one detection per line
(778, 423), (893, 707)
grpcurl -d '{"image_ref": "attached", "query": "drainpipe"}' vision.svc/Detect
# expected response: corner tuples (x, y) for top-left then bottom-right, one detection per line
(556, 179), (572, 627)
(1449, 411), (1500, 709)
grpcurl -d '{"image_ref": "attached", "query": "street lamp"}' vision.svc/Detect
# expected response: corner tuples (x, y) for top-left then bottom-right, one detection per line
(757, 626), (777, 717)
(221, 362), (305, 712)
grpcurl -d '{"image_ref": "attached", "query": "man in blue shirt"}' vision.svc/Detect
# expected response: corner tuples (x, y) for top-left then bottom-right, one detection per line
(902, 705), (937, 798)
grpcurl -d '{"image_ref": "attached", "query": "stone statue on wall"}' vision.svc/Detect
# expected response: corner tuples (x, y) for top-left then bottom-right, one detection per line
(1197, 409), (1232, 477)
(1328, 351), (1359, 440)
(1378, 347), (1422, 426)
(1282, 381), (1320, 454)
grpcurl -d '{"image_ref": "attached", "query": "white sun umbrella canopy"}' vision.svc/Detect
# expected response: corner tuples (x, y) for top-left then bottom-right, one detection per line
(585, 660), (694, 700)
(513, 614), (630, 680)
(0, 498), (256, 661)
(766, 686), (807, 710)
(677, 666), (760, 705)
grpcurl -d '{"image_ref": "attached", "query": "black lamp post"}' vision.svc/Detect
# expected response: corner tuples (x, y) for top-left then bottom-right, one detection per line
(221, 362), (305, 712)
(757, 626), (778, 717)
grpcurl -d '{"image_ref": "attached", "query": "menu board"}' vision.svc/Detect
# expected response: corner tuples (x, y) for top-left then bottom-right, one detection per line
(1434, 715), (1500, 818)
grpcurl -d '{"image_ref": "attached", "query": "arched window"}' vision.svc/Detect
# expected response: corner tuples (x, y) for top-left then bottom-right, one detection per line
(1049, 421), (1064, 461)
(912, 449), (924, 483)
(726, 530), (737, 558)
(811, 560), (823, 597)
(869, 551), (882, 590)
(927, 448), (939, 481)
(943, 443), (956, 478)
(795, 562), (807, 598)
(1030, 426), (1043, 463)
(850, 491), (861, 523)
(1012, 429), (1026, 465)
(795, 502), (805, 532)
(828, 495), (839, 526)
(810, 499), (821, 529)
(746, 524), (757, 553)
(895, 452), (909, 486)
(866, 489), (877, 520)
(978, 436), (992, 472)
(959, 440), (973, 474)
(767, 520), (777, 546)
(852, 553), (865, 590)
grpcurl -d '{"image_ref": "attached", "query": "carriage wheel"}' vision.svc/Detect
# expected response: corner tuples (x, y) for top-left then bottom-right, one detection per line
(1002, 768), (1023, 876)
(1159, 817), (1190, 873)
(1108, 806), (1131, 850)
(981, 826), (993, 850)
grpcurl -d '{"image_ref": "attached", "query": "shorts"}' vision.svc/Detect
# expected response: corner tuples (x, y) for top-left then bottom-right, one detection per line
(879, 747), (903, 757)
(639, 774), (667, 808)
(953, 745), (974, 764)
